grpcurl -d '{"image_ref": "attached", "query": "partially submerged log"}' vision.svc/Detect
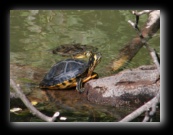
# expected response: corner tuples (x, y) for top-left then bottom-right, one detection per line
(84, 65), (160, 107)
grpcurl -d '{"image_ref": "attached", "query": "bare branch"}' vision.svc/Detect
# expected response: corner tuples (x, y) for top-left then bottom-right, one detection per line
(111, 10), (160, 71)
(129, 10), (160, 73)
(145, 43), (160, 72)
(128, 20), (143, 39)
(119, 92), (160, 122)
(142, 110), (150, 122)
(142, 92), (159, 122)
(10, 78), (60, 122)
(132, 10), (153, 16)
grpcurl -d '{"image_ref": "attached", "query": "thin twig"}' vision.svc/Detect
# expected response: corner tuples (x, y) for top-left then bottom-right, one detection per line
(111, 10), (160, 71)
(142, 100), (158, 122)
(145, 43), (160, 72)
(128, 20), (143, 39)
(142, 110), (150, 122)
(128, 11), (160, 72)
(10, 78), (60, 122)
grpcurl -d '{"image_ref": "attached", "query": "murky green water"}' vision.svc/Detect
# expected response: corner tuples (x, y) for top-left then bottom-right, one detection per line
(10, 10), (160, 122)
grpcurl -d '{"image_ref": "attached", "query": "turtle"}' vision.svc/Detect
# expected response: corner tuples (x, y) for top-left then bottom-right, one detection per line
(52, 43), (98, 59)
(39, 51), (101, 92)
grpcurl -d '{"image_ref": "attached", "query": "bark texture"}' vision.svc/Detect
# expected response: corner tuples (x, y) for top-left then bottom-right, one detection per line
(84, 65), (160, 107)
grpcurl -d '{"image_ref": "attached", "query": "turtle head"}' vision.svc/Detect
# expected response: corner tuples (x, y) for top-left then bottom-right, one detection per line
(87, 52), (101, 76)
(93, 52), (101, 65)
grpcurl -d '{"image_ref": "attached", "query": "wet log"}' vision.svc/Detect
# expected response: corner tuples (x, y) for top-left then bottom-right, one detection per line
(84, 65), (160, 107)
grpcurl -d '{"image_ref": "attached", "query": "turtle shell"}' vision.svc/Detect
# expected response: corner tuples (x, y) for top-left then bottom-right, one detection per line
(39, 59), (89, 89)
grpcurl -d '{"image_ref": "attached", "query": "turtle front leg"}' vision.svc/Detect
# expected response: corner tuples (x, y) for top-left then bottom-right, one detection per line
(76, 78), (85, 93)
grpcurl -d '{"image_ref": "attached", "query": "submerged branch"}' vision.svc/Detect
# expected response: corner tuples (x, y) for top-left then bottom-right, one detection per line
(10, 79), (60, 122)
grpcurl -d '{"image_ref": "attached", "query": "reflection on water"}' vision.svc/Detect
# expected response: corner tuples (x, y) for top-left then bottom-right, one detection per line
(10, 10), (160, 122)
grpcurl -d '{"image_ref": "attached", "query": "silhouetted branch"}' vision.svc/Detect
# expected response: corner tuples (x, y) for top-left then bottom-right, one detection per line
(10, 78), (60, 122)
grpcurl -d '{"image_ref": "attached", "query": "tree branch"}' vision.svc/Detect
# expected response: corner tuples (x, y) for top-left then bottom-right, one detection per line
(145, 43), (160, 72)
(111, 10), (160, 71)
(10, 78), (60, 122)
(132, 10), (153, 16)
(129, 11), (160, 71)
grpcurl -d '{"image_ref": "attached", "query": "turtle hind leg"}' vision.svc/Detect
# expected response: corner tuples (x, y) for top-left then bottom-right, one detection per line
(76, 78), (85, 93)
